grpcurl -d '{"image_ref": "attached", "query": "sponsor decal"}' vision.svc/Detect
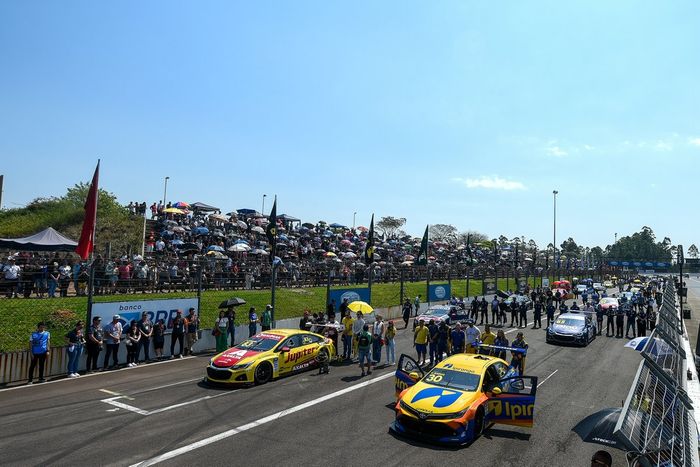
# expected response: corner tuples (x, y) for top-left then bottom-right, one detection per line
(283, 347), (316, 364)
(215, 349), (259, 367)
(488, 399), (534, 421)
(410, 387), (462, 408)
(258, 333), (284, 341)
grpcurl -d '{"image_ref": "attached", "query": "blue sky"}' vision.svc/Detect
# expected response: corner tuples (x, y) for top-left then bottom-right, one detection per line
(1, 1), (699, 250)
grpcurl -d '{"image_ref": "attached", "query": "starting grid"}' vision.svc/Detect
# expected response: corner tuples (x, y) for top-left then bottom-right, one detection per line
(614, 279), (700, 466)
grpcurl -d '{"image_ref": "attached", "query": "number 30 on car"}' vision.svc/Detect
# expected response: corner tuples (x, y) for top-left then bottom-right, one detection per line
(391, 353), (538, 445)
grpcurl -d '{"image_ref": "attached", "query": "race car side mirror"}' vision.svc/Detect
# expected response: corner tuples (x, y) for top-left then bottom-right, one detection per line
(491, 387), (502, 395)
(279, 346), (290, 353)
(409, 371), (420, 381)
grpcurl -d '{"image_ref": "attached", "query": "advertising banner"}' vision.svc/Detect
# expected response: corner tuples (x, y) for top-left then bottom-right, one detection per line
(428, 284), (451, 302)
(92, 297), (199, 332)
(483, 279), (497, 296)
(328, 287), (371, 310)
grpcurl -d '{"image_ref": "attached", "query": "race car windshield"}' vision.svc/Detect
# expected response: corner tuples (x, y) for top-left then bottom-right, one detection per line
(423, 368), (480, 392)
(236, 337), (279, 351)
(424, 309), (447, 316)
(554, 318), (583, 327)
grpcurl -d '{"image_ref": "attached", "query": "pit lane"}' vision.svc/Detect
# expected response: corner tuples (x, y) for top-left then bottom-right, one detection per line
(0, 291), (641, 466)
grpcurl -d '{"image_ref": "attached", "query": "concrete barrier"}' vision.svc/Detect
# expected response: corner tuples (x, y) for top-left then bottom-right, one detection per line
(0, 301), (441, 385)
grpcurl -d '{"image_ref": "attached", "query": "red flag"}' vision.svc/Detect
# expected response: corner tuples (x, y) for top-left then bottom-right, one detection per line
(75, 161), (100, 260)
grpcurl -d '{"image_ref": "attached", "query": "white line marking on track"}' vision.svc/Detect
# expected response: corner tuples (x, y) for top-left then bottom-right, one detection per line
(100, 389), (134, 400)
(131, 377), (203, 395)
(130, 371), (395, 467)
(101, 397), (150, 416)
(537, 369), (558, 388)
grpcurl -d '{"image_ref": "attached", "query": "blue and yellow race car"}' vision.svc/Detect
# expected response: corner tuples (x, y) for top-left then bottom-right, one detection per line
(391, 352), (537, 445)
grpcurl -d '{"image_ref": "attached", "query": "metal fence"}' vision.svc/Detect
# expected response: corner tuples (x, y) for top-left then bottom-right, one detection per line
(614, 279), (699, 466)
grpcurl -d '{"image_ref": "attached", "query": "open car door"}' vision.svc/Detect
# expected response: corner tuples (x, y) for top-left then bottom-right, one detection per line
(395, 354), (424, 399)
(487, 375), (539, 427)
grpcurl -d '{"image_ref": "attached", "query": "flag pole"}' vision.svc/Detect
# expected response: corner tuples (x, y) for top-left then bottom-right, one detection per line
(365, 214), (374, 304)
(86, 159), (100, 324)
(267, 196), (278, 327)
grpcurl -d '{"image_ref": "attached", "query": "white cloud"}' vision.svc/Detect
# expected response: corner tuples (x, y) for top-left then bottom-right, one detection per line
(689, 137), (700, 147)
(452, 176), (526, 191)
(654, 140), (673, 152)
(583, 144), (594, 151)
(545, 145), (567, 157)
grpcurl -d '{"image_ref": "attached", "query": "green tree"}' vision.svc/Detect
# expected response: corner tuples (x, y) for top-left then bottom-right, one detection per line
(376, 216), (406, 239)
(688, 244), (699, 259)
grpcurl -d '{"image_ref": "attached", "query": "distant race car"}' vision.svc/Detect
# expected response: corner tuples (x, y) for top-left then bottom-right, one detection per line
(593, 283), (606, 292)
(413, 305), (466, 330)
(391, 353), (537, 445)
(602, 280), (614, 288)
(504, 294), (533, 310)
(205, 329), (336, 385)
(546, 312), (596, 346)
(599, 297), (619, 310)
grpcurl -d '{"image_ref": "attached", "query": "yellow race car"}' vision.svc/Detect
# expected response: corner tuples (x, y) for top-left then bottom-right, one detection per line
(392, 353), (537, 445)
(205, 329), (336, 385)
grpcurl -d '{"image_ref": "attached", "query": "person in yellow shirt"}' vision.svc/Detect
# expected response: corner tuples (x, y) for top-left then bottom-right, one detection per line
(413, 321), (429, 365)
(480, 324), (496, 355)
(341, 313), (354, 361)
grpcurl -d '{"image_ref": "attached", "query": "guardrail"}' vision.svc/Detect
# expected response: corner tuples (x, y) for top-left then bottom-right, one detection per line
(614, 279), (700, 466)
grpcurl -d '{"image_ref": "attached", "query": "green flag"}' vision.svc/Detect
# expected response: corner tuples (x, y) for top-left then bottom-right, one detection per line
(364, 214), (375, 264)
(415, 225), (429, 266)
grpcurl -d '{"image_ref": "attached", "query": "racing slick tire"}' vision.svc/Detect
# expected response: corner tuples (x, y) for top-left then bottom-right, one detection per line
(474, 407), (485, 438)
(254, 362), (273, 385)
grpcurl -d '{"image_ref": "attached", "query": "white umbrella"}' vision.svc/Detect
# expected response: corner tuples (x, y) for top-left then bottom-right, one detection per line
(251, 226), (265, 234)
(344, 252), (357, 259)
(228, 244), (251, 252)
(237, 220), (248, 229)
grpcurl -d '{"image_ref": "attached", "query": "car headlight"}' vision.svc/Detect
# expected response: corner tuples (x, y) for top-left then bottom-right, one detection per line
(231, 362), (253, 370)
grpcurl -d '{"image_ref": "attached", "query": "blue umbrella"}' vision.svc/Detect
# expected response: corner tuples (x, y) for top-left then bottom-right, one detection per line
(161, 230), (174, 237)
(279, 234), (289, 241)
(194, 227), (209, 235)
(171, 239), (184, 246)
(234, 239), (249, 245)
(208, 245), (224, 252)
(329, 223), (346, 229)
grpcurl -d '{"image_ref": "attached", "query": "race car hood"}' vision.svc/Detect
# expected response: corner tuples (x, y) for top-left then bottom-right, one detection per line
(212, 348), (262, 367)
(550, 323), (584, 335)
(416, 313), (448, 323)
(401, 382), (479, 415)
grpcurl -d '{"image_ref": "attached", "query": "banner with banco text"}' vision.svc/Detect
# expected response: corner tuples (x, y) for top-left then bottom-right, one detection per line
(92, 297), (199, 333)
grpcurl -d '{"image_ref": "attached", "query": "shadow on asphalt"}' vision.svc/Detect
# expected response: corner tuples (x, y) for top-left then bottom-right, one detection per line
(387, 429), (463, 451)
(481, 428), (531, 441)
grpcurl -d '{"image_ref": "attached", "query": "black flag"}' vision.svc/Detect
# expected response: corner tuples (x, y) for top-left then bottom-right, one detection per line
(514, 243), (519, 267)
(364, 214), (375, 264)
(266, 197), (277, 263)
(465, 234), (473, 262)
(415, 225), (429, 265)
(493, 240), (498, 263)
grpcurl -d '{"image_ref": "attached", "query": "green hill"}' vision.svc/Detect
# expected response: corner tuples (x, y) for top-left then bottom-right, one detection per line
(0, 183), (143, 255)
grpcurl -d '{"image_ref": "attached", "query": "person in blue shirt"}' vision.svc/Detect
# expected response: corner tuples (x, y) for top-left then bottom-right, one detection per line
(248, 307), (258, 338)
(28, 322), (50, 384)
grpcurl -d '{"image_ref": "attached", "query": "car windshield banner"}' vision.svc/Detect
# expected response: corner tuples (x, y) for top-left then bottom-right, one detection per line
(328, 287), (371, 310)
(92, 297), (198, 333)
(483, 279), (497, 296)
(428, 284), (451, 302)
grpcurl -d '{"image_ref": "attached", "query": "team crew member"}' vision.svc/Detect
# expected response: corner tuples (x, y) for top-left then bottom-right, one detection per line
(615, 306), (625, 338)
(138, 312), (153, 362)
(384, 321), (396, 365)
(546, 303), (555, 328)
(511, 332), (528, 376)
(103, 315), (122, 369)
(518, 300), (528, 328)
(532, 300), (543, 329)
(185, 308), (199, 356)
(595, 305), (604, 336)
(491, 297), (500, 325)
(436, 322), (449, 362)
(625, 304), (637, 339)
(493, 330), (508, 360)
(479, 297), (489, 325)
(465, 320), (481, 354)
(509, 300), (518, 327)
(450, 323), (465, 354)
(248, 307), (258, 338)
(170, 311), (186, 358)
(357, 324), (373, 376)
(480, 324), (496, 355)
(606, 306), (616, 337)
(427, 320), (439, 366)
(341, 312), (354, 361)
(352, 311), (365, 359)
(28, 322), (50, 384)
(261, 305), (272, 331)
(413, 320), (429, 366)
(85, 316), (103, 372)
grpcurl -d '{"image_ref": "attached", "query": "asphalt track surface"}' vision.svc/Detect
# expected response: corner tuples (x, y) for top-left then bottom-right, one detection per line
(0, 292), (641, 467)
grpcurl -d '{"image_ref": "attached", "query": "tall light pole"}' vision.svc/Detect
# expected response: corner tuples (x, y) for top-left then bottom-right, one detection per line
(553, 190), (558, 277)
(262, 194), (267, 215)
(163, 176), (170, 206)
(353, 211), (357, 229)
(615, 232), (618, 244)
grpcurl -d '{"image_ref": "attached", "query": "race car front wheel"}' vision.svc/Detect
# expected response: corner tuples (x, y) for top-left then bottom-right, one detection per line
(254, 362), (273, 385)
(474, 407), (485, 437)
